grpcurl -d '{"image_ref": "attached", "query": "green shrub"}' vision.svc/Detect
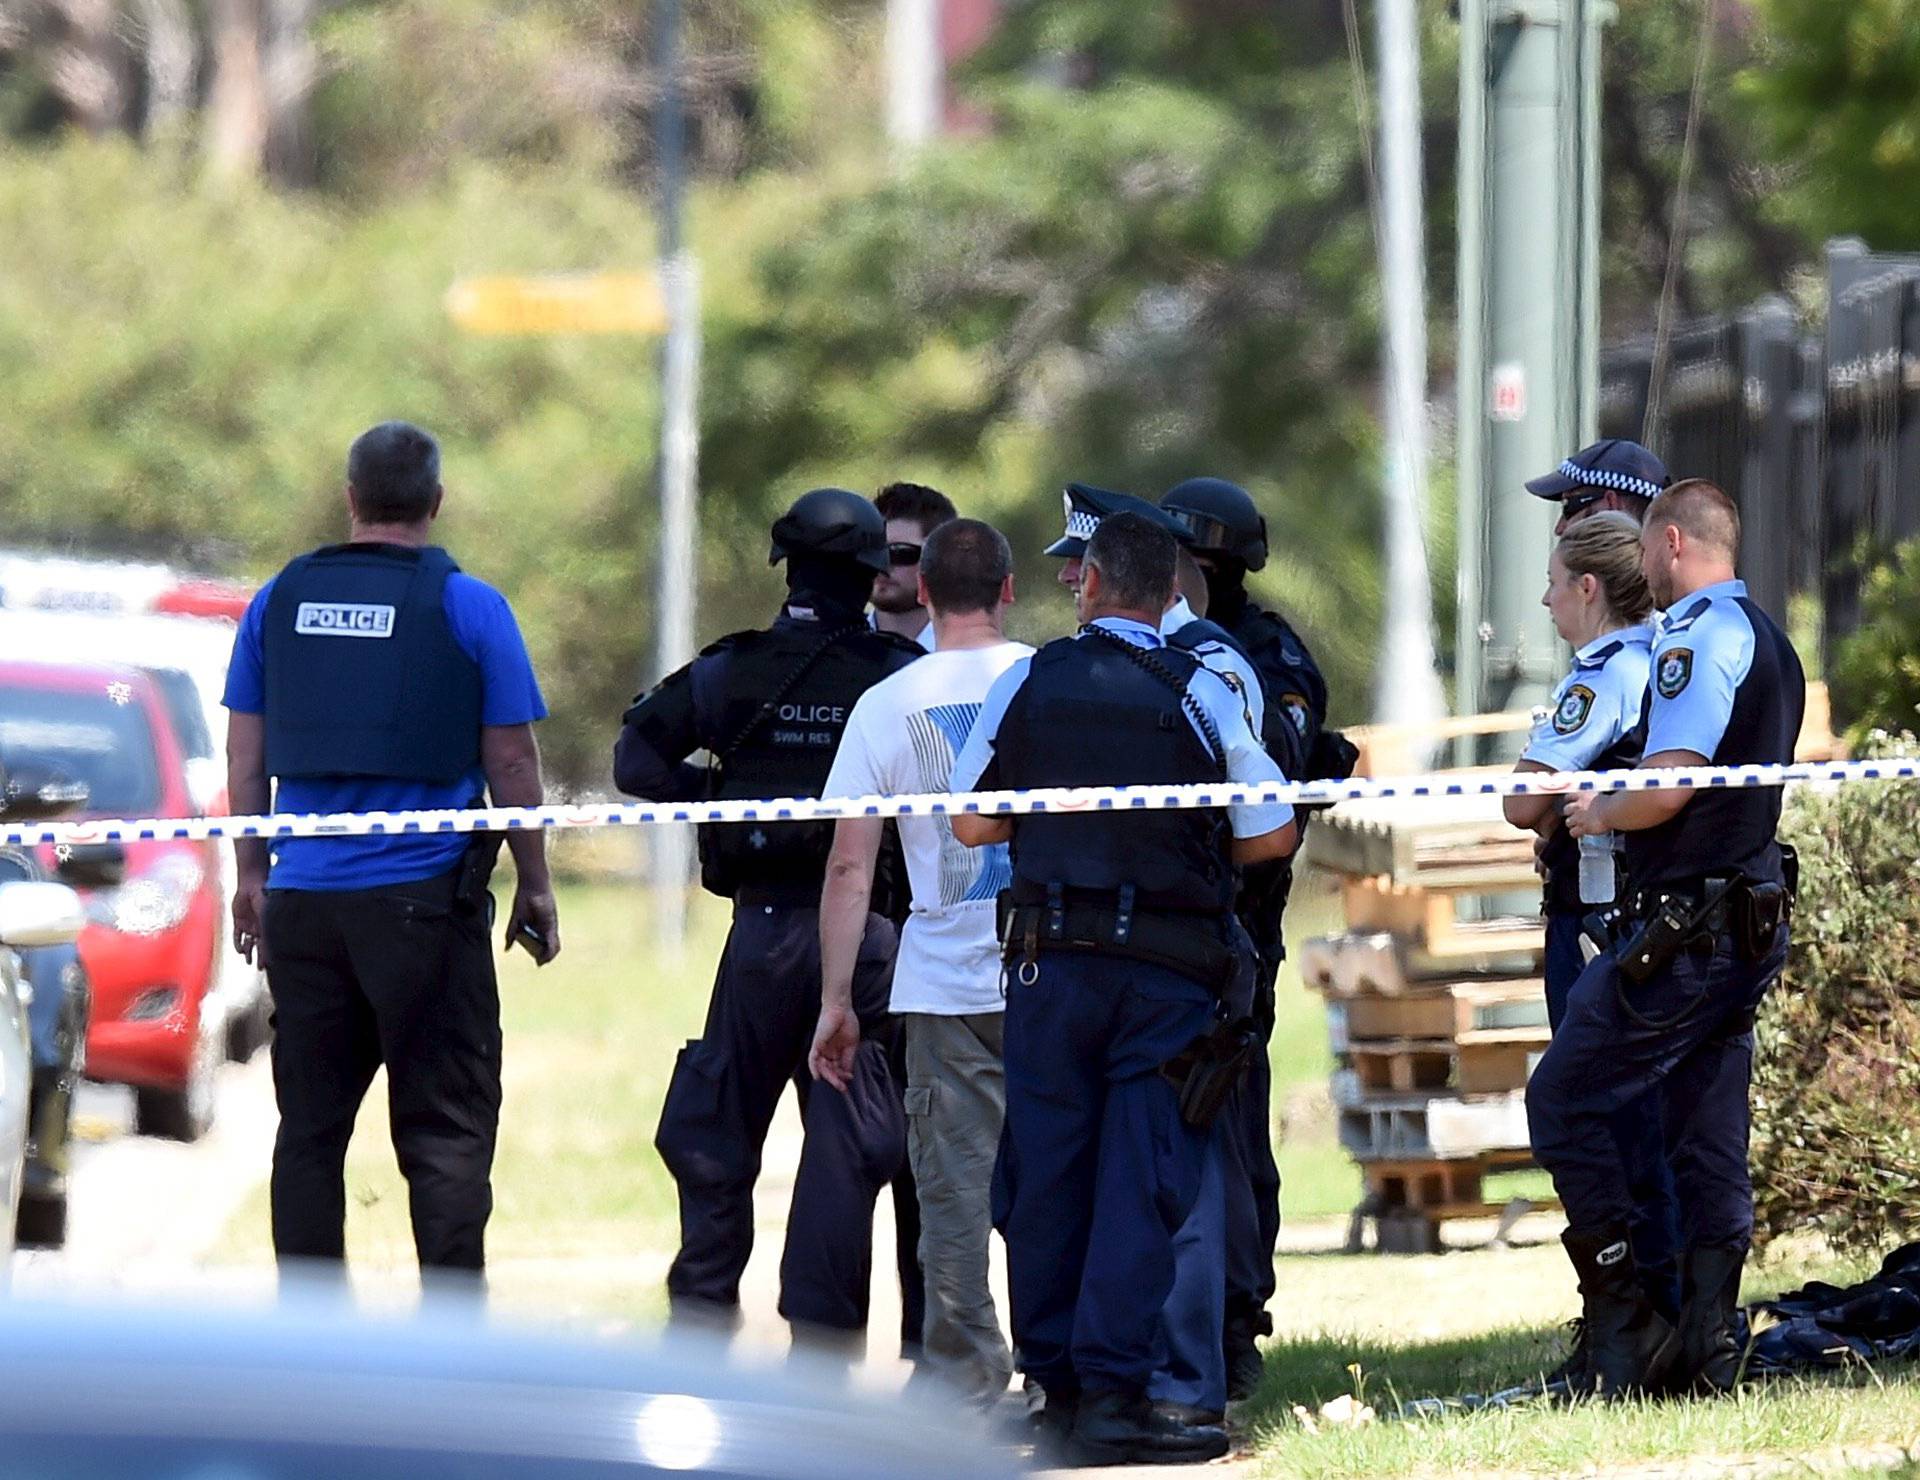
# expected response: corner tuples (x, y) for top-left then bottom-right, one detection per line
(1832, 538), (1920, 739)
(1751, 740), (1920, 1252)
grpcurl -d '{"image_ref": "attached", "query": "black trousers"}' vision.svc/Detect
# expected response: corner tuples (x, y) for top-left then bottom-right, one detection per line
(1221, 951), (1282, 1349)
(656, 903), (923, 1341)
(263, 871), (502, 1275)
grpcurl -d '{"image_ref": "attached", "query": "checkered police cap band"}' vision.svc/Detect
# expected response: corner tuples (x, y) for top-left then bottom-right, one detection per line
(1560, 461), (1663, 500)
(1061, 504), (1101, 543)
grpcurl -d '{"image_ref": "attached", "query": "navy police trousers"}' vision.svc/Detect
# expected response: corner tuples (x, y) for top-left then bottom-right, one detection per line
(999, 950), (1213, 1396)
(1543, 911), (1682, 1317)
(1528, 922), (1789, 1252)
(654, 904), (923, 1342)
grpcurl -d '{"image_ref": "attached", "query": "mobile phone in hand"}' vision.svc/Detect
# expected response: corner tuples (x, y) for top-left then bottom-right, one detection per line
(512, 921), (550, 961)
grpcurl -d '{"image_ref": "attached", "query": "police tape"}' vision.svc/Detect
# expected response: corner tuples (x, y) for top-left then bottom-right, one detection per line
(3, 756), (1917, 848)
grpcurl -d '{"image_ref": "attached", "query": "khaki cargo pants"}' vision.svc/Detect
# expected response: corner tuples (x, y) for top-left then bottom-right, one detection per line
(903, 1010), (1013, 1404)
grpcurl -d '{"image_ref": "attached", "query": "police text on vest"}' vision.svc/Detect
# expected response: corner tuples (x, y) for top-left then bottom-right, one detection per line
(295, 602), (398, 638)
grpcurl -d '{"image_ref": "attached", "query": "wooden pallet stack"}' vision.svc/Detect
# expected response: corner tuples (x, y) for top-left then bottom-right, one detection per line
(1298, 786), (1558, 1253)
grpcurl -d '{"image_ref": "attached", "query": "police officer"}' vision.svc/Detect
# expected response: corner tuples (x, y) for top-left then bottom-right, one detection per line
(1046, 483), (1267, 738)
(1503, 511), (1679, 1370)
(952, 512), (1297, 1465)
(1157, 476), (1348, 1397)
(1529, 479), (1804, 1397)
(223, 420), (559, 1280)
(614, 488), (926, 1354)
(1044, 481), (1261, 1424)
(1526, 438), (1672, 537)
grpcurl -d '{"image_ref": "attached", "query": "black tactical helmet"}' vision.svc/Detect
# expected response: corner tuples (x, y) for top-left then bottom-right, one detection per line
(769, 487), (890, 572)
(1159, 477), (1268, 572)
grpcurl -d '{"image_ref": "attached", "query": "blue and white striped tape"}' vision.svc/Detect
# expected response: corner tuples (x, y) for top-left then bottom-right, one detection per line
(2, 757), (1914, 848)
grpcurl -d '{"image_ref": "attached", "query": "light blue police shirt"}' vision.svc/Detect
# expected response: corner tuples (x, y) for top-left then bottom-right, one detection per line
(1644, 578), (1756, 760)
(1162, 596), (1266, 741)
(950, 617), (1293, 839)
(1521, 623), (1654, 772)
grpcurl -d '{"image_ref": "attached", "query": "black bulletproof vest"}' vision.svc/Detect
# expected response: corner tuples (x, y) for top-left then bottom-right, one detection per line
(994, 633), (1234, 917)
(696, 622), (916, 899)
(262, 544), (482, 783)
(1228, 604), (1327, 776)
(1625, 594), (1806, 888)
(1542, 639), (1646, 913)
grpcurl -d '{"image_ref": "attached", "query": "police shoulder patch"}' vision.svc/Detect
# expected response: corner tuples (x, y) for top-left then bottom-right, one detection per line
(1656, 647), (1693, 699)
(1552, 683), (1596, 734)
(1280, 693), (1311, 738)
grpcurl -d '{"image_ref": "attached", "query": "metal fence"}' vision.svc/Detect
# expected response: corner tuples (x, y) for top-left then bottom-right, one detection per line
(1598, 239), (1920, 683)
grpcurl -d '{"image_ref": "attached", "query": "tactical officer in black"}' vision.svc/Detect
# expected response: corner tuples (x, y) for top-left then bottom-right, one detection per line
(614, 487), (926, 1352)
(1158, 476), (1353, 1396)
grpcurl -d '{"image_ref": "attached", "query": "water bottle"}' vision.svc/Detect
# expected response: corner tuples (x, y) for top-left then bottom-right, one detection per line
(1578, 831), (1617, 905)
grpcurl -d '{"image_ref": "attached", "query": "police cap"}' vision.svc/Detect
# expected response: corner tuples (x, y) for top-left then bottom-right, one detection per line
(1158, 477), (1268, 572)
(1044, 482), (1190, 559)
(769, 487), (890, 572)
(1525, 439), (1671, 503)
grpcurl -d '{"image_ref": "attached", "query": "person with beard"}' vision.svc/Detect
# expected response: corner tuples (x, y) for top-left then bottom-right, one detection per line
(869, 483), (957, 651)
(1531, 480), (1804, 1398)
(1157, 476), (1353, 1399)
(613, 487), (927, 1360)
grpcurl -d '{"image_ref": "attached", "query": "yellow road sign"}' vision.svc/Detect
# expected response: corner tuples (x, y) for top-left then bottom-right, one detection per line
(445, 273), (669, 336)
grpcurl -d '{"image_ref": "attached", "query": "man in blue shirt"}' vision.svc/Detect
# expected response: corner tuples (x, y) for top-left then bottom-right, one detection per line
(951, 513), (1296, 1465)
(1531, 479), (1805, 1398)
(223, 421), (558, 1282)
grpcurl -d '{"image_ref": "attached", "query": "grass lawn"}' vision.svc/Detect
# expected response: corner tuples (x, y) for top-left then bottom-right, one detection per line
(211, 875), (729, 1326)
(1270, 880), (1363, 1222)
(208, 864), (1920, 1477)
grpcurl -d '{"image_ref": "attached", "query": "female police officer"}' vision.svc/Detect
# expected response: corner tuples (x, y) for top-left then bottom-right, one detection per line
(1504, 510), (1678, 1378)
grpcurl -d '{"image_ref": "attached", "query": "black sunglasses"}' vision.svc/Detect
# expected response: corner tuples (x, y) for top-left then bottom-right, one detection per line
(887, 542), (923, 567)
(1561, 489), (1608, 518)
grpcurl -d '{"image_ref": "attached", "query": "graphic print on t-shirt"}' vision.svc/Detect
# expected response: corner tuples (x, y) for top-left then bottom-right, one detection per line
(911, 701), (1012, 906)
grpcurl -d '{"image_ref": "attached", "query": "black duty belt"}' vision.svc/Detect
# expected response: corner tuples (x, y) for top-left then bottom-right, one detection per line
(1001, 896), (1237, 994)
(733, 883), (824, 909)
(1625, 876), (1737, 933)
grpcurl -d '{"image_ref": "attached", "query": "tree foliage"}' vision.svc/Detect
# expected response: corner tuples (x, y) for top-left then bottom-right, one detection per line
(1738, 0), (1920, 250)
(0, 0), (1895, 785)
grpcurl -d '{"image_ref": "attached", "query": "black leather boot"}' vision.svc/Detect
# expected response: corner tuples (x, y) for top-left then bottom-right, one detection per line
(1071, 1386), (1229, 1465)
(1674, 1242), (1749, 1393)
(1559, 1225), (1678, 1399)
(1224, 1317), (1266, 1402)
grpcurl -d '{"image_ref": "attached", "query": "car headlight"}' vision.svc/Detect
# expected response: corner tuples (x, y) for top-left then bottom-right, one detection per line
(87, 855), (205, 937)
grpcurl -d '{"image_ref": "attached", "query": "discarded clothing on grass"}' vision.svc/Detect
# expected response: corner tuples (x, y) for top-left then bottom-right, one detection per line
(1746, 1241), (1920, 1375)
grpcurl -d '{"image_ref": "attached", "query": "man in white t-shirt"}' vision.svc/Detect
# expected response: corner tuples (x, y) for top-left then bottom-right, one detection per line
(811, 518), (1029, 1405)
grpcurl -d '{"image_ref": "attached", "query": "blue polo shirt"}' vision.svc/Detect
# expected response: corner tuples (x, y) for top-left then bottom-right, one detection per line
(224, 571), (547, 890)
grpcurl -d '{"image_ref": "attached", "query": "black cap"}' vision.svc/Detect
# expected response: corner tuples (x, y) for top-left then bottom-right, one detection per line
(1525, 439), (1671, 502)
(1158, 477), (1268, 571)
(1044, 483), (1190, 558)
(769, 488), (890, 572)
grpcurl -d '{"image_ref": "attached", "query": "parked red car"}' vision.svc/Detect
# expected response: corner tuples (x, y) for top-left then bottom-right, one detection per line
(0, 661), (223, 1141)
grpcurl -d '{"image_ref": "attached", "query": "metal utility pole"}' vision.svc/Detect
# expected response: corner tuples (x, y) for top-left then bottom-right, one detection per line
(886, 0), (942, 152)
(1455, 0), (1608, 747)
(653, 0), (701, 947)
(1371, 0), (1446, 732)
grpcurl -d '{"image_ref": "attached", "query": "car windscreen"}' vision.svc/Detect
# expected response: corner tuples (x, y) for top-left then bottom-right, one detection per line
(145, 666), (215, 761)
(0, 682), (161, 817)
